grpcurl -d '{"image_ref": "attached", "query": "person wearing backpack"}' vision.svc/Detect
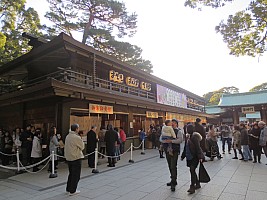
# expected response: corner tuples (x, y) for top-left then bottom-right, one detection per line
(181, 124), (204, 194)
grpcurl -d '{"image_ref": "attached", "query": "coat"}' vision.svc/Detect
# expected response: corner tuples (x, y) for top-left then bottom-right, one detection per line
(64, 131), (84, 161)
(194, 123), (206, 152)
(259, 127), (267, 146)
(181, 132), (204, 164)
(249, 128), (261, 150)
(87, 130), (98, 153)
(49, 135), (59, 160)
(105, 129), (119, 155)
(240, 128), (249, 145)
(31, 136), (42, 158)
(232, 130), (241, 149)
(19, 130), (33, 149)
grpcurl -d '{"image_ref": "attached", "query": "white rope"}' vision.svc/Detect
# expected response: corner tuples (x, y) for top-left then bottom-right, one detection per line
(0, 151), (16, 156)
(0, 164), (18, 170)
(97, 146), (131, 158)
(133, 141), (143, 149)
(19, 155), (51, 170)
(18, 158), (50, 174)
(84, 151), (97, 157)
(55, 154), (65, 158)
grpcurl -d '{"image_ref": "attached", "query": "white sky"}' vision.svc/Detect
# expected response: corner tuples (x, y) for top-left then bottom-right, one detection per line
(27, 0), (267, 96)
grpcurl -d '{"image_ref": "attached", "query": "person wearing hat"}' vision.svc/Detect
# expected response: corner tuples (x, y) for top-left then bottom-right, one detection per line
(160, 118), (183, 192)
(258, 121), (267, 164)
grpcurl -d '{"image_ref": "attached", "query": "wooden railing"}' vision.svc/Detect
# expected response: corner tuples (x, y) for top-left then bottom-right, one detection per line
(1, 68), (156, 101)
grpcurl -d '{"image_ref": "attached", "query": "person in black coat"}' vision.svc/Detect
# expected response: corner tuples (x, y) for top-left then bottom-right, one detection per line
(182, 124), (204, 194)
(87, 126), (98, 168)
(20, 124), (33, 166)
(105, 125), (119, 167)
(194, 118), (206, 153)
(249, 123), (262, 163)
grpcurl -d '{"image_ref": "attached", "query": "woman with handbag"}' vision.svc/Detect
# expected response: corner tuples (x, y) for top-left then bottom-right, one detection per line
(181, 124), (204, 194)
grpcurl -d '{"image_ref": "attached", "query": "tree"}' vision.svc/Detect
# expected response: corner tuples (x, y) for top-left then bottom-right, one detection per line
(185, 0), (267, 57)
(45, 0), (153, 73)
(203, 86), (239, 105)
(0, 0), (42, 65)
(249, 82), (267, 92)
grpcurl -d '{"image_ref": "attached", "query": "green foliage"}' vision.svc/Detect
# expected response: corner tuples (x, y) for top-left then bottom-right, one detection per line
(45, 0), (153, 73)
(0, 0), (42, 65)
(0, 32), (6, 49)
(203, 86), (239, 105)
(184, 0), (233, 9)
(249, 82), (267, 92)
(185, 0), (267, 57)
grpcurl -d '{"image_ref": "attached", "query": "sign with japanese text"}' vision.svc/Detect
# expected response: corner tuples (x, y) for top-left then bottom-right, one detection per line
(157, 84), (187, 108)
(109, 70), (151, 91)
(146, 111), (158, 118)
(89, 104), (113, 114)
(126, 77), (139, 87)
(241, 106), (255, 114)
(109, 70), (124, 83)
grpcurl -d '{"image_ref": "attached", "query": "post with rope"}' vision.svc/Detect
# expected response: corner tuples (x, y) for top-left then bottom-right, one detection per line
(141, 139), (145, 155)
(15, 149), (22, 174)
(49, 151), (57, 178)
(92, 147), (99, 173)
(129, 143), (134, 163)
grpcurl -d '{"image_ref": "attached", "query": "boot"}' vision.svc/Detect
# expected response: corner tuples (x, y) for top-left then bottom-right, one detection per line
(195, 182), (201, 190)
(258, 156), (261, 164)
(187, 185), (195, 194)
(159, 150), (164, 158)
(253, 156), (257, 163)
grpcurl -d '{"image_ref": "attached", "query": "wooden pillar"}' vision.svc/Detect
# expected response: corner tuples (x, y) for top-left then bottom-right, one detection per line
(128, 107), (134, 137)
(233, 108), (239, 125)
(261, 106), (267, 122)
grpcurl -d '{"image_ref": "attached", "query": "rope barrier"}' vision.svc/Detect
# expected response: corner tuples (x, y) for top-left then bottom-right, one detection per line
(0, 164), (18, 170)
(133, 140), (143, 149)
(97, 146), (132, 158)
(0, 151), (16, 156)
(19, 155), (51, 170)
(19, 158), (50, 174)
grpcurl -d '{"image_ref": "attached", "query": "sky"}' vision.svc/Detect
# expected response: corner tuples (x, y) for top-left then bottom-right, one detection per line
(26, 0), (267, 97)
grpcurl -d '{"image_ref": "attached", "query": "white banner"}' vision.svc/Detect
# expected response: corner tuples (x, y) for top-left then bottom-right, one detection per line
(156, 84), (187, 108)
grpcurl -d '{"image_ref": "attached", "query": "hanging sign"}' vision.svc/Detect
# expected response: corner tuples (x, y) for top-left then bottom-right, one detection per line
(241, 106), (255, 114)
(109, 70), (124, 83)
(89, 104), (113, 114)
(146, 111), (158, 118)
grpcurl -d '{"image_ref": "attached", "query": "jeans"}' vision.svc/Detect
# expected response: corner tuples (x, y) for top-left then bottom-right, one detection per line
(222, 137), (231, 152)
(242, 145), (252, 161)
(120, 142), (125, 154)
(262, 146), (267, 158)
(165, 150), (179, 183)
(66, 159), (82, 194)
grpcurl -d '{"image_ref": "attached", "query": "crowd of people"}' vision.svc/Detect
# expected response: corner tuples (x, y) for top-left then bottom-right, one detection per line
(0, 125), (64, 172)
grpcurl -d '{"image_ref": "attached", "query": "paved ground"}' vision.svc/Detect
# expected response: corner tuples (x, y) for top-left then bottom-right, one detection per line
(0, 141), (267, 200)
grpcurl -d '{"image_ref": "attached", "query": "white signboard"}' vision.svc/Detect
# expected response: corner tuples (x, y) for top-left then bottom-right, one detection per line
(241, 106), (255, 114)
(156, 84), (187, 108)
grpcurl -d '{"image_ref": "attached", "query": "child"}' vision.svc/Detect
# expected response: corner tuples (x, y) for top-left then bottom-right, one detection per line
(161, 120), (176, 156)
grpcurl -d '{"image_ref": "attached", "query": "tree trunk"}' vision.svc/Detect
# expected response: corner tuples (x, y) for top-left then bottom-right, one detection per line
(82, 14), (94, 44)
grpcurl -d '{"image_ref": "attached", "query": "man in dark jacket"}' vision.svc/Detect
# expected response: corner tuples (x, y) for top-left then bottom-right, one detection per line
(87, 126), (98, 168)
(20, 124), (33, 166)
(105, 125), (119, 167)
(160, 119), (183, 192)
(194, 118), (207, 157)
(240, 123), (252, 161)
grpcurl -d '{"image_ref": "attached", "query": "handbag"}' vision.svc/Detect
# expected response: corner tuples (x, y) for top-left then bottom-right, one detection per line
(199, 162), (210, 183)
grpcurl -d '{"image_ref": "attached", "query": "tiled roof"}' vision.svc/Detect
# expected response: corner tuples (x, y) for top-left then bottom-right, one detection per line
(219, 90), (267, 107)
(205, 106), (226, 114)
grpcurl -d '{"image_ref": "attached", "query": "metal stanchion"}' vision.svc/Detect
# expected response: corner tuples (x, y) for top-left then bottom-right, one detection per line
(15, 150), (22, 174)
(141, 139), (145, 155)
(92, 147), (99, 173)
(129, 143), (134, 163)
(49, 151), (57, 178)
